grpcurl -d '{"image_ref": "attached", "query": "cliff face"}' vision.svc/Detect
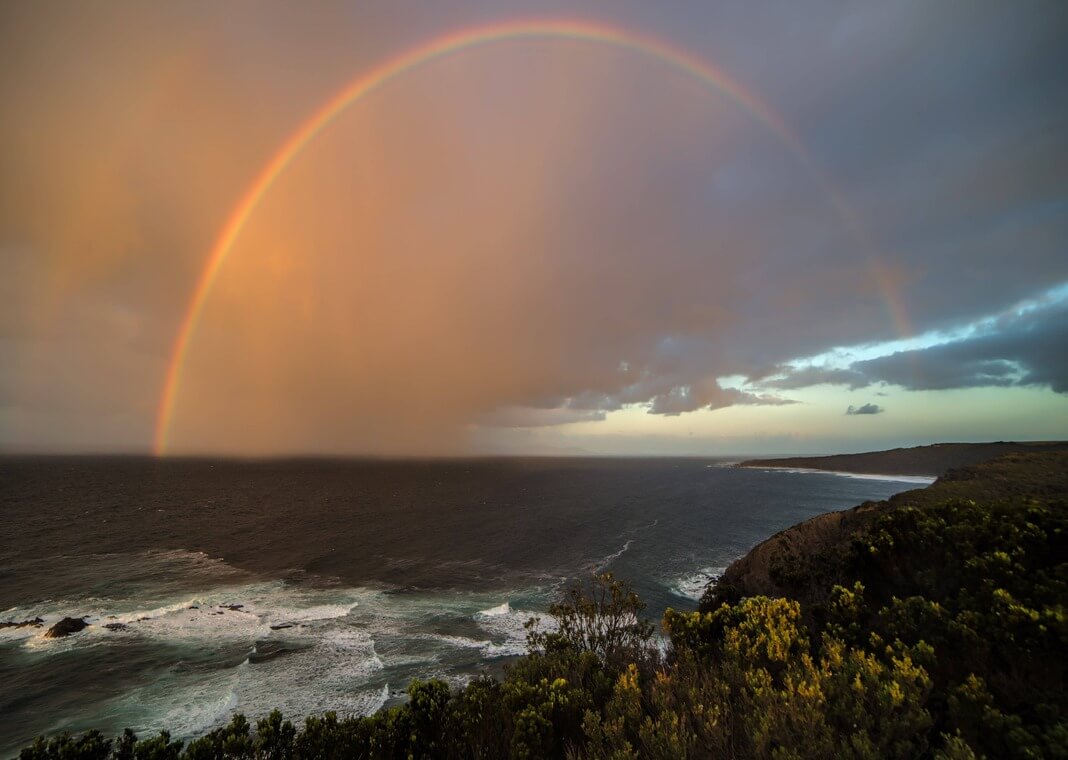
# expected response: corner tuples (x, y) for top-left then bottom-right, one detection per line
(737, 441), (1068, 477)
(711, 502), (877, 602)
(713, 451), (1068, 608)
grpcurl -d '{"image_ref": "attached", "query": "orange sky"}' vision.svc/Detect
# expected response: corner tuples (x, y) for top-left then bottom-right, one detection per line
(2, 2), (1066, 455)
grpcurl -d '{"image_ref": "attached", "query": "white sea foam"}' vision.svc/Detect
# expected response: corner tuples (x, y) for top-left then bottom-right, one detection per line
(477, 601), (510, 616)
(672, 567), (727, 601)
(473, 603), (555, 656)
(230, 628), (384, 720)
(11, 581), (375, 653)
(594, 539), (633, 571)
(4, 567), (556, 741)
(136, 677), (241, 738)
(755, 467), (936, 484)
(420, 633), (520, 658)
(95, 611), (386, 740)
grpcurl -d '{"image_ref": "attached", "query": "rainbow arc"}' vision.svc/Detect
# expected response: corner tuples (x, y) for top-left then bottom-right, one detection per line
(154, 18), (909, 455)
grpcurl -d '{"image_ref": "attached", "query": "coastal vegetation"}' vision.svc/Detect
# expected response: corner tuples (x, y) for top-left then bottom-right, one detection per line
(18, 453), (1068, 759)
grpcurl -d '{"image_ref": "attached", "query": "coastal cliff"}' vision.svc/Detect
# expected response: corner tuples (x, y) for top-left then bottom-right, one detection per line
(714, 450), (1068, 607)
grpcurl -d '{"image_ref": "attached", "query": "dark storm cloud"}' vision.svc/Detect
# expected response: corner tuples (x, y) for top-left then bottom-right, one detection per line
(636, 2), (1068, 369)
(765, 298), (1068, 396)
(852, 300), (1068, 394)
(846, 404), (884, 416)
(771, 1), (1068, 310)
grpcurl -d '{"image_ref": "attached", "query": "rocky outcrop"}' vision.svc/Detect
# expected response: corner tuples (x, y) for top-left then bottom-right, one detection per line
(43, 617), (89, 638)
(0, 617), (44, 629)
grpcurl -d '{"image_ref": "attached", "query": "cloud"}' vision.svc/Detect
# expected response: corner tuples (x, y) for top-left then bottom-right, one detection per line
(846, 403), (884, 415)
(646, 383), (795, 416)
(851, 299), (1068, 394)
(759, 366), (868, 390)
(760, 296), (1068, 397)
(1, 2), (1066, 453)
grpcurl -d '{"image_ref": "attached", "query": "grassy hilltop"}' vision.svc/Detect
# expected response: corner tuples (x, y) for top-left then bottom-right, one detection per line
(19, 451), (1068, 759)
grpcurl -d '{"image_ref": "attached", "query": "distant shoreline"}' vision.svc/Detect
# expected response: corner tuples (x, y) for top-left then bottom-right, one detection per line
(736, 440), (1068, 477)
(739, 466), (935, 484)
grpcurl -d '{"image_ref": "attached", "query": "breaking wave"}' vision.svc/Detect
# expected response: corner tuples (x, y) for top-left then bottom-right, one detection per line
(671, 567), (726, 601)
(0, 551), (553, 745)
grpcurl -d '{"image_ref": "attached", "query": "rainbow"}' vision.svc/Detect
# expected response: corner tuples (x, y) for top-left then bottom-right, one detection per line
(154, 18), (910, 455)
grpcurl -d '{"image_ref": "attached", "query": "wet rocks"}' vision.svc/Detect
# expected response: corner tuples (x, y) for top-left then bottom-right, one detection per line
(44, 617), (89, 638)
(0, 617), (44, 629)
(104, 623), (128, 632)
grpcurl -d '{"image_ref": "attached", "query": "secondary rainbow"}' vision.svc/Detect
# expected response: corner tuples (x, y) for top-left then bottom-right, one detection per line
(154, 18), (908, 455)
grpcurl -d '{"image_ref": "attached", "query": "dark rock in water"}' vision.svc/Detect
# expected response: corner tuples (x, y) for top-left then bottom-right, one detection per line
(104, 623), (128, 632)
(188, 605), (199, 610)
(44, 617), (89, 638)
(0, 617), (44, 629)
(220, 604), (244, 612)
(269, 623), (294, 630)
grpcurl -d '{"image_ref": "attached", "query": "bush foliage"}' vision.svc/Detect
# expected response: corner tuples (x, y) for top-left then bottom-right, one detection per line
(19, 497), (1067, 759)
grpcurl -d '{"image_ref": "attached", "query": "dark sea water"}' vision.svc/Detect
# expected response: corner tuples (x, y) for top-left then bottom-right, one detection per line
(0, 456), (929, 755)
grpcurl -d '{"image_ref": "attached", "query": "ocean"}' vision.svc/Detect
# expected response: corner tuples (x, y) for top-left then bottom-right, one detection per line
(0, 456), (926, 755)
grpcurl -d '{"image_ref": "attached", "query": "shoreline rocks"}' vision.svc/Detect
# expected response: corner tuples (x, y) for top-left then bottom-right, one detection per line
(43, 617), (89, 638)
